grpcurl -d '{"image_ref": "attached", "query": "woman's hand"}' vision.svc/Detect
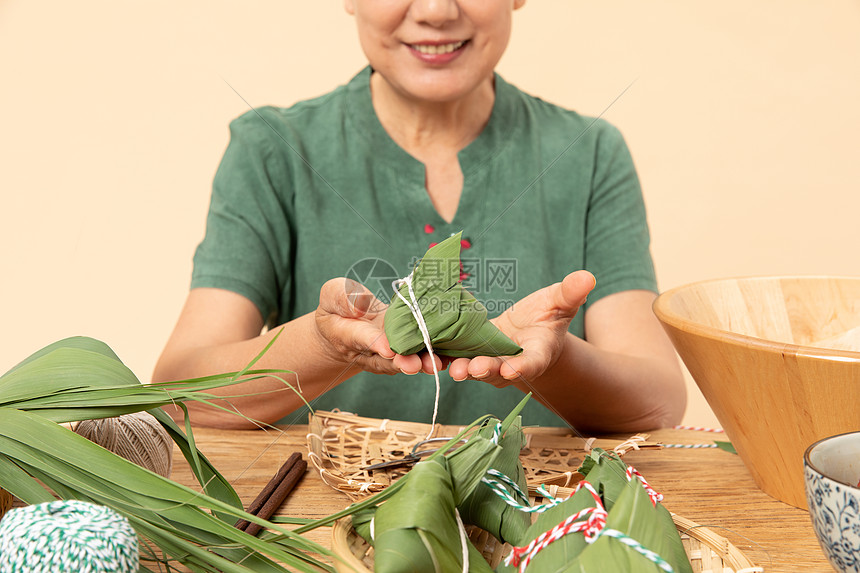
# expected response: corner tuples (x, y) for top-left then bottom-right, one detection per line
(447, 271), (595, 386)
(314, 278), (444, 376)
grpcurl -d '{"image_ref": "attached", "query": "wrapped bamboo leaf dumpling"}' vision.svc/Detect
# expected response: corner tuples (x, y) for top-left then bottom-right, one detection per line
(499, 450), (692, 573)
(568, 478), (692, 573)
(457, 417), (531, 546)
(371, 456), (494, 573)
(384, 232), (523, 358)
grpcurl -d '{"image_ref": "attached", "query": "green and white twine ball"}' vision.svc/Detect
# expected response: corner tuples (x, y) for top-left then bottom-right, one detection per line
(0, 500), (139, 572)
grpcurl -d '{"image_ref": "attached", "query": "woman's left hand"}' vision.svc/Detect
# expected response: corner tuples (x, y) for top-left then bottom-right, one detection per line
(447, 270), (595, 387)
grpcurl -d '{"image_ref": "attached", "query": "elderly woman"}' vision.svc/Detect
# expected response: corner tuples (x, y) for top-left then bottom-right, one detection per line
(152, 0), (686, 432)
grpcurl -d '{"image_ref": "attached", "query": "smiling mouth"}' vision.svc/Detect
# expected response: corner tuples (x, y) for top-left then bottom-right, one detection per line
(410, 40), (467, 55)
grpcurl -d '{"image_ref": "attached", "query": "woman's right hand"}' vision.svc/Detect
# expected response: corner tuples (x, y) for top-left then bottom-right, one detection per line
(314, 278), (442, 376)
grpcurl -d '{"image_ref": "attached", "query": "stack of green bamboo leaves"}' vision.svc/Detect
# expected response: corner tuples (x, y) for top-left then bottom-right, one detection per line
(384, 232), (523, 358)
(0, 335), (334, 572)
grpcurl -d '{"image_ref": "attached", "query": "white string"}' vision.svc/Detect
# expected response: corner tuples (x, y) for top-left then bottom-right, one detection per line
(392, 273), (441, 440)
(454, 508), (470, 573)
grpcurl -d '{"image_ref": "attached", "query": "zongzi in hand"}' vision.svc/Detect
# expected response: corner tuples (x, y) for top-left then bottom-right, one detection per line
(384, 232), (523, 358)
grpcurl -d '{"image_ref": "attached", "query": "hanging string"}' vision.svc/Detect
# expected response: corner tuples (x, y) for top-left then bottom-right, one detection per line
(454, 508), (470, 573)
(392, 273), (441, 440)
(672, 425), (724, 433)
(665, 424), (728, 449)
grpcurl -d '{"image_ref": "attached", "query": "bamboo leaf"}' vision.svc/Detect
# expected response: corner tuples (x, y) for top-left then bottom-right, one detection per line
(496, 482), (597, 572)
(0, 347), (141, 405)
(0, 454), (56, 504)
(566, 481), (692, 573)
(0, 335), (338, 572)
(446, 434), (501, 506)
(384, 232), (522, 358)
(373, 457), (493, 573)
(576, 449), (629, 511)
(714, 441), (737, 454)
(0, 409), (334, 572)
(1, 336), (122, 377)
(149, 407), (242, 513)
(457, 416), (531, 545)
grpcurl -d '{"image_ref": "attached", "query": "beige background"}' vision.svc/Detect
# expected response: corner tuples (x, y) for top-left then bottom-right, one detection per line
(2, 1), (859, 429)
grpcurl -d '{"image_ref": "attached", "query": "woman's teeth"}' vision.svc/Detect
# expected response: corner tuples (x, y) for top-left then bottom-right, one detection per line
(411, 41), (465, 55)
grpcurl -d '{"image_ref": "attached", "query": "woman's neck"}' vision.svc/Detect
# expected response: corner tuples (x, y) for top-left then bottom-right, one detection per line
(369, 71), (495, 160)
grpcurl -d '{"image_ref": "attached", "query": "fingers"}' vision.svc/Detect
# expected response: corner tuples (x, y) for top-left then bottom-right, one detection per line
(448, 350), (549, 387)
(448, 357), (471, 381)
(317, 278), (396, 365)
(366, 330), (396, 360)
(553, 271), (596, 318)
(393, 353), (423, 375)
(419, 352), (444, 374)
(320, 278), (386, 319)
(449, 355), (503, 382)
(393, 352), (446, 375)
(343, 278), (383, 317)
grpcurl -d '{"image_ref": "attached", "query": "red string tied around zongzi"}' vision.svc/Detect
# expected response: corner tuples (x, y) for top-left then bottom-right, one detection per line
(625, 465), (663, 506)
(504, 480), (607, 571)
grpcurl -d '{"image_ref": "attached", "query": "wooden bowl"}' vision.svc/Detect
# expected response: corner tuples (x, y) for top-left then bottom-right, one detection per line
(654, 276), (860, 508)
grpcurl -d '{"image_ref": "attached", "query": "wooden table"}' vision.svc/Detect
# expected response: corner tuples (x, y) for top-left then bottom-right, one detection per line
(171, 425), (832, 572)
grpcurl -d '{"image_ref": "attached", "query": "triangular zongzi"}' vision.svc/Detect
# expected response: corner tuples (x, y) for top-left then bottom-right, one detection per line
(384, 232), (523, 358)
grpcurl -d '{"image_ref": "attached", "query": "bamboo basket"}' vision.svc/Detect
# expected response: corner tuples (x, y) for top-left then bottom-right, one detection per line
(331, 512), (763, 573)
(0, 488), (12, 520)
(307, 410), (660, 501)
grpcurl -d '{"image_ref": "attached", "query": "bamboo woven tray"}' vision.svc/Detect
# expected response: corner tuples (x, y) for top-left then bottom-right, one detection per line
(307, 410), (660, 501)
(331, 512), (763, 573)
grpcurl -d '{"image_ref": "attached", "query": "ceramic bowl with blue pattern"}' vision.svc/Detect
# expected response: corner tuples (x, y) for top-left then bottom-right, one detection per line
(805, 431), (860, 572)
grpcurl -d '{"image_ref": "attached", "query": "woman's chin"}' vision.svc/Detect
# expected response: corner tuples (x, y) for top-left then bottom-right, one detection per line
(376, 69), (494, 106)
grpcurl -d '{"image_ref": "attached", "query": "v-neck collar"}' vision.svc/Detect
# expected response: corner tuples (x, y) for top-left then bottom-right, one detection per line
(346, 67), (518, 234)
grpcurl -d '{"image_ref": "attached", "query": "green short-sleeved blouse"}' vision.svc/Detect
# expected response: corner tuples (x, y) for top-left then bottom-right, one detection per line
(191, 67), (657, 427)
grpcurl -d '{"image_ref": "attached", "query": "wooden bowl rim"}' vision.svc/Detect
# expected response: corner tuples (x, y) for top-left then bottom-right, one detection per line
(653, 275), (860, 362)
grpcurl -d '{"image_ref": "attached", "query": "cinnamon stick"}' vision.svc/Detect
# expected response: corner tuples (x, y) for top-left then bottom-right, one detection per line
(235, 452), (303, 532)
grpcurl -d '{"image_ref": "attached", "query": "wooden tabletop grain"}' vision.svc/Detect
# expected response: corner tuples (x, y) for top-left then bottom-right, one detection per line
(171, 425), (832, 572)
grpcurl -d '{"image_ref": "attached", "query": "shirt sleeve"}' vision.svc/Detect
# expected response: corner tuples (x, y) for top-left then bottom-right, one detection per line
(583, 120), (658, 306)
(190, 109), (295, 325)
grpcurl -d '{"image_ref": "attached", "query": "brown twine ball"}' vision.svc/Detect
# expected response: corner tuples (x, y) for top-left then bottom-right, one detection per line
(0, 487), (12, 519)
(73, 412), (173, 478)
